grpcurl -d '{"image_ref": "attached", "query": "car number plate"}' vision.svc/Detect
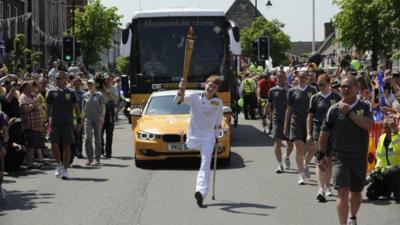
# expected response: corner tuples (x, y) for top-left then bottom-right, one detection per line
(168, 144), (190, 151)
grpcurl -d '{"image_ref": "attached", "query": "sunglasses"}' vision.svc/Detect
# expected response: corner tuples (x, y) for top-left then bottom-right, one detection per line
(340, 83), (354, 89)
(317, 82), (327, 87)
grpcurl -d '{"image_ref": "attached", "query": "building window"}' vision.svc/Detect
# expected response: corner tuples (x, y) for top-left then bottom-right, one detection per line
(14, 7), (18, 36)
(0, 2), (3, 19)
(7, 4), (10, 18)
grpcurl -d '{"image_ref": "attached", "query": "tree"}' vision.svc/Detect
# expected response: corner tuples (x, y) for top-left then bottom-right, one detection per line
(333, 0), (400, 70)
(10, 34), (26, 73)
(116, 56), (129, 75)
(240, 17), (291, 66)
(10, 34), (42, 73)
(74, 0), (121, 66)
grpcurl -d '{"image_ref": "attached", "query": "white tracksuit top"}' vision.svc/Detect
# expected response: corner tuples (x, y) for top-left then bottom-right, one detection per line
(176, 91), (223, 149)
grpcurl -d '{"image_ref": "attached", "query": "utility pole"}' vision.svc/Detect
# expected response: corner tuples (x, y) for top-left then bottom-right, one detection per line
(312, 0), (315, 52)
(72, 0), (76, 64)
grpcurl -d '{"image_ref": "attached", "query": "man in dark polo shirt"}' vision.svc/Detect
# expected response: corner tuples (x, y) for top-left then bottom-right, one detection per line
(46, 71), (81, 179)
(318, 75), (373, 225)
(265, 71), (293, 173)
(284, 71), (317, 185)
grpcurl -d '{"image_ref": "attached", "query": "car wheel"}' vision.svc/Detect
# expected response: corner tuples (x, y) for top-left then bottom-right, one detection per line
(135, 158), (147, 168)
(219, 155), (231, 167)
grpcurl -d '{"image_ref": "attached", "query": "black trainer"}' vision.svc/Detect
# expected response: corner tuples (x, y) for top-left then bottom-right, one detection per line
(316, 192), (327, 203)
(194, 192), (203, 207)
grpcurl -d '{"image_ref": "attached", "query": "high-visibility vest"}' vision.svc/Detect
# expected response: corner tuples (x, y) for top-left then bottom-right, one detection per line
(376, 133), (400, 171)
(243, 78), (255, 94)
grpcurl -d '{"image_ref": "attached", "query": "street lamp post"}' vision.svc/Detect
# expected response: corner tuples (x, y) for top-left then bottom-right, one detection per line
(255, 0), (257, 18)
(255, 0), (273, 18)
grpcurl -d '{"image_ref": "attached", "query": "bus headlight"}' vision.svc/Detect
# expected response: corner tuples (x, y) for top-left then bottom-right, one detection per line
(138, 131), (156, 141)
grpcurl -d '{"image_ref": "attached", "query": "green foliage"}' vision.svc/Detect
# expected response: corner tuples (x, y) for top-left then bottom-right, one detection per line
(10, 34), (43, 73)
(74, 0), (121, 66)
(116, 56), (129, 75)
(333, 0), (400, 69)
(11, 34), (26, 73)
(240, 17), (291, 66)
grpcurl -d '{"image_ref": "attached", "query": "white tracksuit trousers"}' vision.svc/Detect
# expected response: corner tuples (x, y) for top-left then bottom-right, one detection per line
(195, 140), (215, 198)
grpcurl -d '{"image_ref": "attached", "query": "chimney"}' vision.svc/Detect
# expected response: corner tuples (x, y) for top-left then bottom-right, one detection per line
(324, 20), (334, 39)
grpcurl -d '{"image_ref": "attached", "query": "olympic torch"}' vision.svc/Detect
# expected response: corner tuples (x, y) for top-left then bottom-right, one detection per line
(182, 26), (195, 84)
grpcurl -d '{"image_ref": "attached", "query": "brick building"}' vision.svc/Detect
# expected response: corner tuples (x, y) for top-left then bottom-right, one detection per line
(226, 0), (263, 30)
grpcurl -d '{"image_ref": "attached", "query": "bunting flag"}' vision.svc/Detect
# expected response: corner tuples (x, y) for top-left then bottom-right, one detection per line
(0, 13), (32, 30)
(31, 19), (62, 46)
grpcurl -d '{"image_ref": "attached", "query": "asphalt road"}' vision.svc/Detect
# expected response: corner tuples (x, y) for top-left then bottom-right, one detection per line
(1, 117), (399, 225)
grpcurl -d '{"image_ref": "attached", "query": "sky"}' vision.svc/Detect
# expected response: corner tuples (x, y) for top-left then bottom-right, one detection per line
(101, 0), (339, 42)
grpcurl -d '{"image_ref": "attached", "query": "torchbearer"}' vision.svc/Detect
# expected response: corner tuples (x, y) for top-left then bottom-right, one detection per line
(175, 76), (223, 208)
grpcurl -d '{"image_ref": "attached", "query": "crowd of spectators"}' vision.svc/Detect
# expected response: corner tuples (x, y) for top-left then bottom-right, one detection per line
(0, 61), (123, 200)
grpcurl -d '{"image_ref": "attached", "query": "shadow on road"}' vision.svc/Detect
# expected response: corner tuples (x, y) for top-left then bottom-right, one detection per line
(101, 163), (130, 168)
(231, 124), (274, 147)
(362, 199), (399, 205)
(206, 200), (276, 216)
(67, 177), (109, 182)
(0, 190), (55, 214)
(112, 156), (134, 161)
(139, 151), (245, 171)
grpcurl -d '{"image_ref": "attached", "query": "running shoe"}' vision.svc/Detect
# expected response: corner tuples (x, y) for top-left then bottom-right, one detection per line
(275, 165), (284, 174)
(0, 185), (6, 200)
(316, 190), (326, 202)
(298, 174), (305, 185)
(347, 217), (357, 225)
(284, 156), (290, 170)
(304, 166), (311, 180)
(61, 169), (69, 180)
(326, 186), (334, 196)
(55, 165), (63, 177)
(194, 191), (204, 208)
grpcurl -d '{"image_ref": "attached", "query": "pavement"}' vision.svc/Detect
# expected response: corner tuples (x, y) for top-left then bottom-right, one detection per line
(0, 117), (399, 225)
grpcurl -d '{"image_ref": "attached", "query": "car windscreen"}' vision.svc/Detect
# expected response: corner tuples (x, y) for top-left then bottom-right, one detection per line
(145, 95), (190, 115)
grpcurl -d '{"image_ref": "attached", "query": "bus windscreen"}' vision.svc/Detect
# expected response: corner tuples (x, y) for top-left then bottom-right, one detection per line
(136, 17), (225, 84)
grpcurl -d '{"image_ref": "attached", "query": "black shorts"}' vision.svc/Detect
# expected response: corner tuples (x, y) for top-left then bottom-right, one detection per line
(50, 124), (75, 145)
(289, 122), (306, 143)
(24, 129), (43, 148)
(272, 118), (285, 140)
(333, 158), (367, 192)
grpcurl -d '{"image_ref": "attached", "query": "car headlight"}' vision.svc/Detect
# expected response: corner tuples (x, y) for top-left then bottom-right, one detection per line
(137, 131), (156, 141)
(216, 129), (227, 138)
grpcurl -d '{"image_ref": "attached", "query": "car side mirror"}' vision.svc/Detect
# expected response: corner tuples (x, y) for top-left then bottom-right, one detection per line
(130, 108), (142, 117)
(223, 106), (232, 114)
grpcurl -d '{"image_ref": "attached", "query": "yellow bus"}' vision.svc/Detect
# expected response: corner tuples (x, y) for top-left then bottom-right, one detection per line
(121, 8), (240, 167)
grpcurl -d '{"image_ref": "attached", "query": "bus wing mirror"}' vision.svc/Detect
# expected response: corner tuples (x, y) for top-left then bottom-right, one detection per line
(232, 27), (240, 42)
(227, 20), (240, 42)
(122, 23), (131, 45)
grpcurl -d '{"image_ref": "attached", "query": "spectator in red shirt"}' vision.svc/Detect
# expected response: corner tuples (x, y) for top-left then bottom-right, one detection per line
(257, 73), (277, 100)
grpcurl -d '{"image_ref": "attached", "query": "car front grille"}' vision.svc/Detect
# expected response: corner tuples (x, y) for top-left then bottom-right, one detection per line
(162, 134), (181, 143)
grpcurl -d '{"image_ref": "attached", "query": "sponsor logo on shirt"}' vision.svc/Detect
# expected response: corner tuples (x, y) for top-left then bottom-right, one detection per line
(330, 99), (337, 105)
(65, 93), (71, 100)
(356, 109), (364, 116)
(308, 92), (312, 98)
(210, 100), (219, 106)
